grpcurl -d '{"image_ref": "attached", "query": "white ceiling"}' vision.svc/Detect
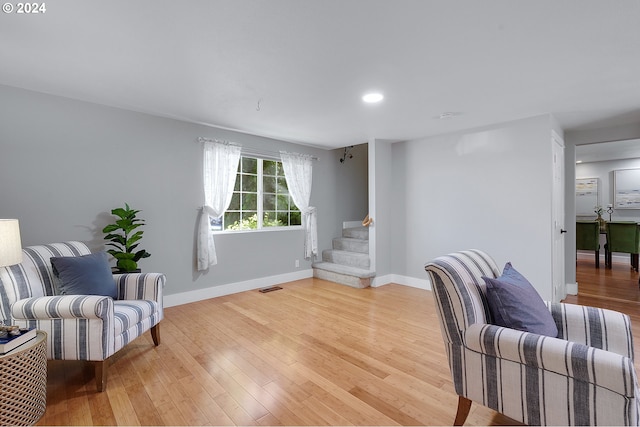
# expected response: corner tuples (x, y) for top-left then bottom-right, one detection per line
(2, 1), (640, 149)
(576, 138), (640, 163)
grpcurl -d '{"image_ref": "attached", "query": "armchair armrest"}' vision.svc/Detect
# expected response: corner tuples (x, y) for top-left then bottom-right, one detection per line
(465, 323), (637, 398)
(549, 302), (634, 359)
(113, 272), (165, 301)
(11, 295), (113, 320)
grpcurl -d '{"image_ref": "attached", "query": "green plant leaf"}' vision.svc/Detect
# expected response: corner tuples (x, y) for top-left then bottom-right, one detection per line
(116, 259), (137, 271)
(106, 249), (119, 257)
(126, 232), (143, 248)
(105, 235), (127, 246)
(133, 249), (151, 261)
(111, 208), (129, 218)
(102, 224), (120, 233)
(106, 245), (125, 254)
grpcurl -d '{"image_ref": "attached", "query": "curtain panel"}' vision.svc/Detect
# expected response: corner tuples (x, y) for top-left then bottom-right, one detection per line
(280, 151), (318, 260)
(197, 141), (242, 270)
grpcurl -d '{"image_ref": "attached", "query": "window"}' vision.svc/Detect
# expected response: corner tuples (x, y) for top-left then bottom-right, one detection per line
(211, 156), (301, 231)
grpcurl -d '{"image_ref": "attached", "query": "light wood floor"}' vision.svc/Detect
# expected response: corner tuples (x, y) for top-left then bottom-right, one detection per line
(36, 260), (640, 426)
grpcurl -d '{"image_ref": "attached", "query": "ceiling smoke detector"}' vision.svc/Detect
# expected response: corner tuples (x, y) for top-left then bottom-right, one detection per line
(436, 112), (459, 119)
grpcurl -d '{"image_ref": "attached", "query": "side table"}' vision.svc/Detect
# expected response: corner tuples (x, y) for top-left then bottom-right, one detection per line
(0, 331), (47, 426)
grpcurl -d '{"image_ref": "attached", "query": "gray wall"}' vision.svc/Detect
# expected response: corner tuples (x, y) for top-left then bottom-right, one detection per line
(331, 143), (368, 228)
(0, 85), (359, 298)
(390, 115), (556, 300)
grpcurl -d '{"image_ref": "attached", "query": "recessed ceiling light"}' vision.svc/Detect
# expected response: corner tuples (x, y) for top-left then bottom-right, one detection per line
(362, 92), (384, 103)
(576, 160), (583, 164)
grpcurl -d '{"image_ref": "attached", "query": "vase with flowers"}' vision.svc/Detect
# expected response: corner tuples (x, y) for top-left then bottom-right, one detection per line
(594, 205), (607, 232)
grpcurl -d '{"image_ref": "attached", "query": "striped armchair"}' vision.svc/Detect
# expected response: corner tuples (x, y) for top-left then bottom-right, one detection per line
(425, 250), (639, 426)
(0, 241), (165, 392)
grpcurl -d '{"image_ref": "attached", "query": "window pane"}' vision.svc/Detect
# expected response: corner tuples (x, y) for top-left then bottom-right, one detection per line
(263, 211), (280, 227)
(276, 162), (284, 176)
(234, 175), (240, 191)
(276, 195), (289, 210)
(229, 193), (240, 210)
(224, 212), (240, 230)
(263, 176), (276, 193)
(242, 212), (258, 229)
(290, 211), (301, 226)
(264, 194), (275, 210)
(210, 216), (223, 231)
(264, 160), (277, 175)
(277, 212), (289, 226)
(242, 193), (257, 210)
(241, 174), (257, 192)
(277, 177), (288, 193)
(242, 157), (257, 173)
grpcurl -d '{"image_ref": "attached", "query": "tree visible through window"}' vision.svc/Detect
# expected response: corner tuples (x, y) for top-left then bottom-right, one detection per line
(211, 156), (301, 231)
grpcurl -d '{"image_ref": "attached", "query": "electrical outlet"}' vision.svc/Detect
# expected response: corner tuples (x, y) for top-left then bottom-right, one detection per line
(295, 259), (300, 268)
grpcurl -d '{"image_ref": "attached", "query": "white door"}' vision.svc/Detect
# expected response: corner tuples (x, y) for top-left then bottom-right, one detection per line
(552, 131), (566, 302)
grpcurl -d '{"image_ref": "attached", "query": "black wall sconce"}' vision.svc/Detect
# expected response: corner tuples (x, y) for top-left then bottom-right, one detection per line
(339, 146), (354, 163)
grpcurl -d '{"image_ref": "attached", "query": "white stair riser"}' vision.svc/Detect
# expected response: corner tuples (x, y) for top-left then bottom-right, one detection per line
(313, 268), (371, 288)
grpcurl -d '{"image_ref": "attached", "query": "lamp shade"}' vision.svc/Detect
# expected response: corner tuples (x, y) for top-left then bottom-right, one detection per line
(0, 219), (23, 267)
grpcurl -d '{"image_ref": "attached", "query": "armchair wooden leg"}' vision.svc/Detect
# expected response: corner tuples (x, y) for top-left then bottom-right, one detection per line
(453, 396), (472, 426)
(151, 324), (160, 346)
(95, 360), (108, 392)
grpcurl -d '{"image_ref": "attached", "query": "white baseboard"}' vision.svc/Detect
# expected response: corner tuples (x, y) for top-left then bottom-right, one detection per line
(566, 282), (578, 295)
(166, 270), (434, 307)
(372, 274), (431, 290)
(164, 269), (313, 307)
(576, 251), (630, 264)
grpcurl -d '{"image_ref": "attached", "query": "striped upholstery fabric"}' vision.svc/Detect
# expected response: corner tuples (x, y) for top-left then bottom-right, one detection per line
(425, 250), (640, 426)
(0, 241), (165, 362)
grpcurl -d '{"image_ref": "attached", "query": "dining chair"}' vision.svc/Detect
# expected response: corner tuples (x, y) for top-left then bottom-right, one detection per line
(576, 220), (601, 268)
(605, 221), (640, 271)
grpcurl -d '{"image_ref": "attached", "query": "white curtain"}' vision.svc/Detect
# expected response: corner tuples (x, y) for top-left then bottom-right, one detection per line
(197, 141), (242, 270)
(280, 152), (318, 260)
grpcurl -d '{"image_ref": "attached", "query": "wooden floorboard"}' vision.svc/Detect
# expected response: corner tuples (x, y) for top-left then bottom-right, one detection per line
(36, 262), (640, 426)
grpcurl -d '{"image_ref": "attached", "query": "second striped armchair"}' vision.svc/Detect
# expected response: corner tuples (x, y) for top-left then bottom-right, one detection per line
(425, 250), (639, 426)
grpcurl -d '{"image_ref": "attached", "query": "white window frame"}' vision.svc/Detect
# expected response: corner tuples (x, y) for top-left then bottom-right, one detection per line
(212, 155), (302, 233)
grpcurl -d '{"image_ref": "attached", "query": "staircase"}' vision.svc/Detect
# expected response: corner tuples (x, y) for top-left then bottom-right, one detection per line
(312, 226), (375, 288)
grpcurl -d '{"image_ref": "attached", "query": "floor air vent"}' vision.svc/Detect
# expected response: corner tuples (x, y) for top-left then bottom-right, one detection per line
(259, 286), (282, 293)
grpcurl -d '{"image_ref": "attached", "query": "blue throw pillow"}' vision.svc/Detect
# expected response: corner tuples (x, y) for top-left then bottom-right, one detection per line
(50, 252), (117, 298)
(482, 262), (558, 337)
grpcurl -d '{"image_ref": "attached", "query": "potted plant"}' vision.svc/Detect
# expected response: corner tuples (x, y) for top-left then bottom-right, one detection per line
(102, 203), (151, 272)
